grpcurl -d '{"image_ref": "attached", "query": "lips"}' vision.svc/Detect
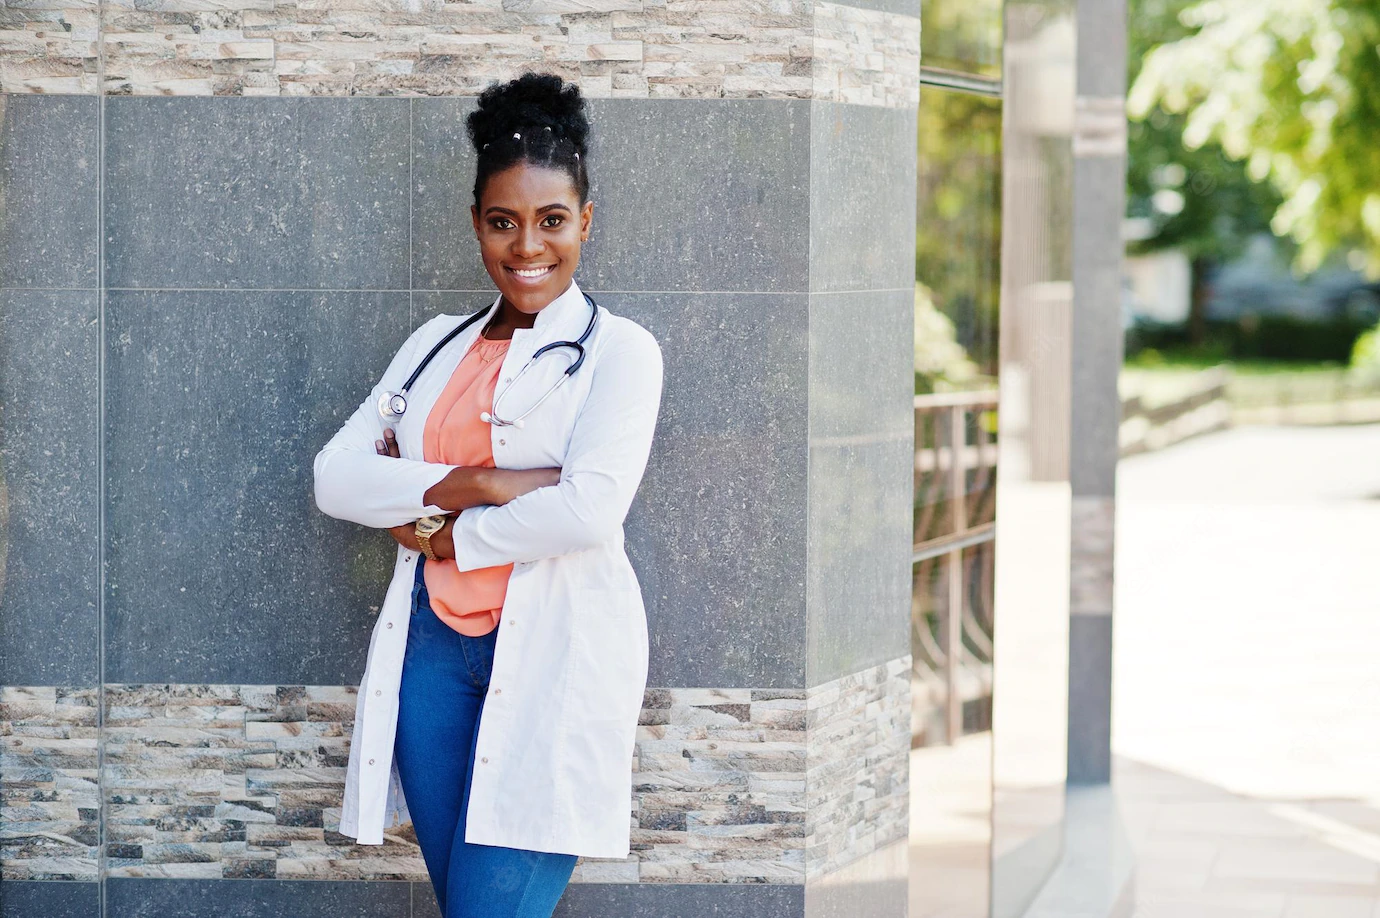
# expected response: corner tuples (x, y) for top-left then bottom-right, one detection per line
(506, 263), (556, 281)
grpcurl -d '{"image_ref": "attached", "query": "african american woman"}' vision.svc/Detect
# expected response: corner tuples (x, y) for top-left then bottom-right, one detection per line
(313, 72), (664, 918)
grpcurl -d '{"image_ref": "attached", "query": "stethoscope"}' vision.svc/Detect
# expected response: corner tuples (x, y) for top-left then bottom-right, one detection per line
(377, 292), (599, 430)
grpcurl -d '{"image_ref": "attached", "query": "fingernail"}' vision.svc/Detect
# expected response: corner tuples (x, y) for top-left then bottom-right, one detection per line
(375, 440), (385, 451)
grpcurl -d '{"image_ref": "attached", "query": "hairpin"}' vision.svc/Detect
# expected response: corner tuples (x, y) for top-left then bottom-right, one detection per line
(574, 151), (580, 159)
(544, 125), (552, 132)
(482, 142), (490, 150)
(513, 131), (521, 140)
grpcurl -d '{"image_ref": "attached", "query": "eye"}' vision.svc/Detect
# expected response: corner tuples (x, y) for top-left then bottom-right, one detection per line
(542, 215), (564, 227)
(492, 218), (514, 230)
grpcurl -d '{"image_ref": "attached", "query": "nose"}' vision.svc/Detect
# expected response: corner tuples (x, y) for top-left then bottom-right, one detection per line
(512, 223), (544, 259)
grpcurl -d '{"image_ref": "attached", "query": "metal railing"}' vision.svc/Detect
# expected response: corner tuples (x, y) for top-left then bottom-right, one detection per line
(912, 389), (999, 747)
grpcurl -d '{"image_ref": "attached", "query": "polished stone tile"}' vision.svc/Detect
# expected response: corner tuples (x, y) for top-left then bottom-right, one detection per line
(1068, 614), (1113, 783)
(804, 838), (907, 918)
(103, 290), (410, 684)
(0, 290), (99, 685)
(0, 880), (99, 918)
(805, 290), (912, 686)
(103, 98), (410, 290)
(1071, 157), (1126, 498)
(599, 290), (810, 688)
(0, 95), (98, 288)
(552, 882), (804, 918)
(412, 99), (811, 295)
(104, 878), (411, 918)
(809, 101), (917, 293)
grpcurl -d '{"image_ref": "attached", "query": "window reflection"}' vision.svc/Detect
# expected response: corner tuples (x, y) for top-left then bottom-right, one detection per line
(911, 82), (1002, 918)
(921, 0), (1004, 80)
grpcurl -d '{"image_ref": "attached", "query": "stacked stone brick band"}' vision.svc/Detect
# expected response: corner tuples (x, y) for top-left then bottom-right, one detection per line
(0, 0), (917, 105)
(0, 656), (908, 884)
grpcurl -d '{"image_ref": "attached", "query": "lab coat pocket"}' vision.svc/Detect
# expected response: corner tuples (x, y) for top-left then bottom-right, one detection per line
(565, 588), (647, 789)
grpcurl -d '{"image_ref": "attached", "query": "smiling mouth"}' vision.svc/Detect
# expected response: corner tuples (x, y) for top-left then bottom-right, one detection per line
(506, 264), (556, 279)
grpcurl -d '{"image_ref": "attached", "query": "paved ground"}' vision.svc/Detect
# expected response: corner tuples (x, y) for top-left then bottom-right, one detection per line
(1113, 422), (1380, 917)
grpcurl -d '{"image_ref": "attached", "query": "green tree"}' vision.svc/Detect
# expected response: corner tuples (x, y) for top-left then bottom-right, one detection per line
(1129, 0), (1380, 280)
(1127, 0), (1283, 343)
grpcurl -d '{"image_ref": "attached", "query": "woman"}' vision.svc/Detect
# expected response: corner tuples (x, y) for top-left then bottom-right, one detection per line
(313, 72), (664, 918)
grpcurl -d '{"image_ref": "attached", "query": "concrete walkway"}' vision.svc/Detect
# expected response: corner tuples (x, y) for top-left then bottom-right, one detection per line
(1113, 423), (1380, 917)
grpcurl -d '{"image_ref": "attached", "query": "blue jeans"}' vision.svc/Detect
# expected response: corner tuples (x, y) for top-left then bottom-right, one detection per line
(395, 559), (577, 918)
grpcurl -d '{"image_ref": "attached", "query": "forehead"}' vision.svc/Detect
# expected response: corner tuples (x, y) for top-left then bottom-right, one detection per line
(481, 162), (580, 209)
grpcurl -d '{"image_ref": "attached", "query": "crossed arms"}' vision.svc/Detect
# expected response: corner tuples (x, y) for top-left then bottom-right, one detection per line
(312, 316), (664, 569)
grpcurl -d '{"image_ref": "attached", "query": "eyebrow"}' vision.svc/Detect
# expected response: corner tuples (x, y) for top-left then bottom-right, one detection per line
(483, 203), (573, 217)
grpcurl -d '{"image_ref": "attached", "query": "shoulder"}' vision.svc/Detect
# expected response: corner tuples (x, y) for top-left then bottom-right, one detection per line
(593, 308), (661, 365)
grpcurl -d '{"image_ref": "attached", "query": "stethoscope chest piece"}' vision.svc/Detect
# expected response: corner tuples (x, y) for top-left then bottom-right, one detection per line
(378, 390), (408, 422)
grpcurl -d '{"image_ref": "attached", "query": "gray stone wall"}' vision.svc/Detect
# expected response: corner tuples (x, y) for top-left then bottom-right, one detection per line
(0, 3), (918, 913)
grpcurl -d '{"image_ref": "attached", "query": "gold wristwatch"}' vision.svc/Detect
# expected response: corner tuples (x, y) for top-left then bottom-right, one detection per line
(414, 514), (448, 561)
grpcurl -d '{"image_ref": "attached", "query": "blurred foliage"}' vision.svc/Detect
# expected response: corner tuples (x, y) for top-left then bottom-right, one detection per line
(915, 86), (1002, 383)
(914, 282), (985, 394)
(1129, 0), (1380, 279)
(1126, 0), (1283, 264)
(1351, 322), (1380, 384)
(1127, 313), (1370, 362)
(920, 0), (1003, 78)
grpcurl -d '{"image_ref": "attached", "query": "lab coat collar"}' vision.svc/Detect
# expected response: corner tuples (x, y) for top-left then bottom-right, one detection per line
(505, 275), (586, 336)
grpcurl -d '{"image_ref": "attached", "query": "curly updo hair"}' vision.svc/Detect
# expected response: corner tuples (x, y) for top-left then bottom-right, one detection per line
(466, 72), (591, 209)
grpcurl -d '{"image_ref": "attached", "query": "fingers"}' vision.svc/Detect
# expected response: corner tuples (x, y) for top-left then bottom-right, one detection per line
(376, 428), (402, 457)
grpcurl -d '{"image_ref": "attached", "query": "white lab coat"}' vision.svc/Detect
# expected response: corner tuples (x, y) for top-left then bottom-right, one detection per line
(312, 277), (663, 858)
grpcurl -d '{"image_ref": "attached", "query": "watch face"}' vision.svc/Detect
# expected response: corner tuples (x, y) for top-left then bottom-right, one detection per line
(417, 515), (446, 535)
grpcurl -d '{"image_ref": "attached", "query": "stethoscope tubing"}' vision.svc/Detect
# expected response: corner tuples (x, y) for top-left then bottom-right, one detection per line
(379, 291), (599, 428)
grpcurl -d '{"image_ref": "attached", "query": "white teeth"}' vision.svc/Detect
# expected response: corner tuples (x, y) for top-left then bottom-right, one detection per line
(511, 265), (553, 277)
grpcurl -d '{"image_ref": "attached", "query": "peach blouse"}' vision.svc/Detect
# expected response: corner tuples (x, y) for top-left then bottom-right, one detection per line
(420, 333), (514, 636)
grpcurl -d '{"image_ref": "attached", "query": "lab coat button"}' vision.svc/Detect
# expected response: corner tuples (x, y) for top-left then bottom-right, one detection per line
(375, 690), (381, 696)
(368, 758), (375, 765)
(493, 687), (501, 695)
(499, 439), (506, 446)
(386, 622), (393, 629)
(481, 757), (489, 764)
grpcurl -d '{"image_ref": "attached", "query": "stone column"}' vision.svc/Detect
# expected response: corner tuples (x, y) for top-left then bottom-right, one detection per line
(0, 1), (920, 916)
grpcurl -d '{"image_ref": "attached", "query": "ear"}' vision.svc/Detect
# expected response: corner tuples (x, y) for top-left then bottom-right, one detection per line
(580, 200), (593, 242)
(471, 203), (481, 239)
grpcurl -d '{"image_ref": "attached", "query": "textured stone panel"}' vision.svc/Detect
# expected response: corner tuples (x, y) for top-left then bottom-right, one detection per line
(0, 0), (919, 105)
(803, 655), (909, 878)
(99, 684), (423, 880)
(0, 4), (98, 94)
(811, 2), (919, 109)
(1070, 495), (1114, 616)
(0, 687), (100, 881)
(4, 657), (908, 885)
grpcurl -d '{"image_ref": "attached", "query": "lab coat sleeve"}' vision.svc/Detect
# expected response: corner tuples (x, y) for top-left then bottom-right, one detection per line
(313, 318), (461, 529)
(449, 323), (664, 570)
